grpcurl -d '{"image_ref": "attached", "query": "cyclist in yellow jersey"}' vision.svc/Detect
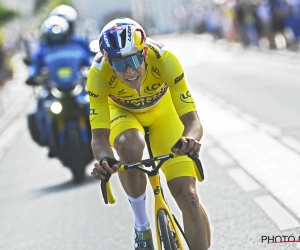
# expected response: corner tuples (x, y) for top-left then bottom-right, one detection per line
(89, 17), (211, 250)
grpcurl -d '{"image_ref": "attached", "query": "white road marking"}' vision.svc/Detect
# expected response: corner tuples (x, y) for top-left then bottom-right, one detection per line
(0, 117), (24, 160)
(207, 147), (234, 166)
(239, 113), (259, 124)
(228, 168), (261, 192)
(280, 136), (300, 153)
(258, 123), (282, 137)
(190, 86), (300, 220)
(255, 195), (300, 230)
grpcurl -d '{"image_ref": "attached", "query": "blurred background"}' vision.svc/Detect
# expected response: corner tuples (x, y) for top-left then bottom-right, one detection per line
(1, 0), (300, 59)
(1, 0), (300, 87)
(1, 0), (300, 249)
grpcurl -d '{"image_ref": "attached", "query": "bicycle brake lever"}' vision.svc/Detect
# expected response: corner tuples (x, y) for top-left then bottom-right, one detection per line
(101, 181), (108, 204)
(173, 139), (204, 180)
(99, 157), (120, 204)
(187, 154), (204, 181)
(99, 157), (120, 182)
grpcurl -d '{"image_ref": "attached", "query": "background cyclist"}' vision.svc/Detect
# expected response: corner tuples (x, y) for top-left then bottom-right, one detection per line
(89, 17), (211, 250)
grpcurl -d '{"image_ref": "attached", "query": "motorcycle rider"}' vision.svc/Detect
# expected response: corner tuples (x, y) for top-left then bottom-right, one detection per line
(48, 4), (92, 52)
(25, 15), (92, 156)
(49, 4), (78, 36)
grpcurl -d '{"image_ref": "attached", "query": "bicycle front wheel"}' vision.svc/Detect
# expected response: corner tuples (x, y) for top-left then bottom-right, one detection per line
(157, 209), (178, 250)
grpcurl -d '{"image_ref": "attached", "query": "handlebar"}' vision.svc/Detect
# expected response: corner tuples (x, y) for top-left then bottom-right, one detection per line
(100, 152), (204, 204)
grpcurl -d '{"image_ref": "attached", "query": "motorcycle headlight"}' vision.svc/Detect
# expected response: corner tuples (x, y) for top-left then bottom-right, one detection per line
(50, 102), (63, 114)
(51, 87), (65, 98)
(70, 84), (83, 97)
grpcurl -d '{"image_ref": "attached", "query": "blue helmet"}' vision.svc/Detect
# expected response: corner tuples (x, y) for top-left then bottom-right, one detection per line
(99, 18), (146, 60)
(41, 16), (70, 44)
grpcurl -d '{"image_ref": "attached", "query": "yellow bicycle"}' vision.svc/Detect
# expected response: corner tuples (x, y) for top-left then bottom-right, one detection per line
(100, 127), (204, 250)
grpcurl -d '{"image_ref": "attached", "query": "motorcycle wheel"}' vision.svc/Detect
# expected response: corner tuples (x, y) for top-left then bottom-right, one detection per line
(66, 128), (85, 183)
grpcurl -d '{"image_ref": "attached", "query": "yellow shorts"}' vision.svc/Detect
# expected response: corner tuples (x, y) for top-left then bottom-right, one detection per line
(109, 91), (201, 182)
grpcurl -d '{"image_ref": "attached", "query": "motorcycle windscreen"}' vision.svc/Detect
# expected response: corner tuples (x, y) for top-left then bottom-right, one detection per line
(43, 46), (86, 91)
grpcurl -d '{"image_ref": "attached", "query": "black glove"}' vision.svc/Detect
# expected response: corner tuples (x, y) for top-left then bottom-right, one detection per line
(173, 138), (204, 180)
(99, 156), (120, 182)
(25, 76), (40, 86)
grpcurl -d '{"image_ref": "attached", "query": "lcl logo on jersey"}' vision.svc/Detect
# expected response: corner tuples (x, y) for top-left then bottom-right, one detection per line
(90, 109), (98, 115)
(108, 74), (118, 88)
(180, 91), (194, 103)
(151, 66), (161, 79)
(144, 83), (161, 94)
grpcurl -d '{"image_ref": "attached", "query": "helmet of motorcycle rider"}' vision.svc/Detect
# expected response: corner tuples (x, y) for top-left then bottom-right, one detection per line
(99, 17), (146, 61)
(41, 16), (70, 44)
(49, 5), (77, 34)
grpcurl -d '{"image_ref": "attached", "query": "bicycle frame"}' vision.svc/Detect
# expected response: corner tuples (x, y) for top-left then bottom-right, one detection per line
(148, 171), (185, 249)
(100, 127), (204, 249)
(102, 153), (187, 249)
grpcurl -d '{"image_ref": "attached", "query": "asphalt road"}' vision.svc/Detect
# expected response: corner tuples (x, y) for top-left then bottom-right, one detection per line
(1, 35), (300, 250)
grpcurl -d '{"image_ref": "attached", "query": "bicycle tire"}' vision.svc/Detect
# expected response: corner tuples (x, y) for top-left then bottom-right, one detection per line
(157, 209), (178, 250)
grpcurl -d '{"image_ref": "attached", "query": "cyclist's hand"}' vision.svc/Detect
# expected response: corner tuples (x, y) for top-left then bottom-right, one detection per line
(91, 157), (120, 181)
(172, 137), (201, 156)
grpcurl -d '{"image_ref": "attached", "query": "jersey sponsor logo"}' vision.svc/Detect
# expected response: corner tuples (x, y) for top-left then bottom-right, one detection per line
(144, 83), (161, 94)
(110, 115), (127, 123)
(108, 75), (118, 88)
(151, 66), (161, 79)
(88, 91), (99, 98)
(90, 109), (98, 115)
(118, 89), (127, 95)
(154, 186), (160, 195)
(180, 91), (194, 103)
(174, 73), (184, 84)
(128, 26), (131, 41)
(148, 44), (161, 59)
(109, 84), (168, 110)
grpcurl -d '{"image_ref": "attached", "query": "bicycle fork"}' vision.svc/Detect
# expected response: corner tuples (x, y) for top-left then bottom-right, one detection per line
(148, 174), (185, 250)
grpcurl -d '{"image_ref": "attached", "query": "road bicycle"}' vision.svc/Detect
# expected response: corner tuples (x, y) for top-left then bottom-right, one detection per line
(100, 127), (204, 250)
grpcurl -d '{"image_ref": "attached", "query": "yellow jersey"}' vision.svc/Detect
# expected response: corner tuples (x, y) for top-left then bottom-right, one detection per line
(87, 39), (196, 129)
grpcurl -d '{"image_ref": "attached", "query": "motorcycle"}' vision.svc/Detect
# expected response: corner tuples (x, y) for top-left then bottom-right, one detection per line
(27, 66), (94, 183)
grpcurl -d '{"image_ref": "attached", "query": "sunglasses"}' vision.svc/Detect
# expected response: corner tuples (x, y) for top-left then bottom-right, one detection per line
(110, 52), (144, 72)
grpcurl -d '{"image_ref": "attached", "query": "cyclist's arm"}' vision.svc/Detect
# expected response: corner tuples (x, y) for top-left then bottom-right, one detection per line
(91, 128), (119, 180)
(160, 50), (202, 155)
(177, 111), (203, 156)
(91, 128), (114, 161)
(88, 58), (119, 179)
(160, 49), (196, 117)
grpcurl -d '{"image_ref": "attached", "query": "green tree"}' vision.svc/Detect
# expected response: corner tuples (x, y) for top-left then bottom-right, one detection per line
(0, 3), (19, 26)
(34, 0), (73, 13)
(0, 3), (19, 85)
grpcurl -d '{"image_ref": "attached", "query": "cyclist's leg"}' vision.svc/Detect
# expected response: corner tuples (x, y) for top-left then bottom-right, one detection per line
(168, 176), (211, 250)
(147, 94), (211, 250)
(114, 128), (147, 197)
(109, 106), (152, 234)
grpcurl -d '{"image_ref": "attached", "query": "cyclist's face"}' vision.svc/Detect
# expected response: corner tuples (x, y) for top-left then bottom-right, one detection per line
(111, 48), (148, 90)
